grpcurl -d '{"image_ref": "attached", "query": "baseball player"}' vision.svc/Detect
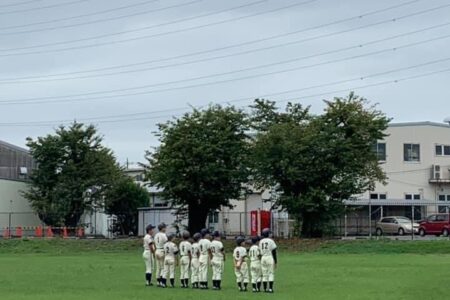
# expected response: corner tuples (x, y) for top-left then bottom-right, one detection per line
(259, 228), (277, 293)
(179, 231), (192, 288)
(162, 233), (179, 288)
(142, 224), (156, 286)
(154, 223), (168, 287)
(190, 233), (202, 289)
(198, 228), (212, 289)
(233, 236), (249, 292)
(210, 231), (225, 290)
(248, 236), (262, 292)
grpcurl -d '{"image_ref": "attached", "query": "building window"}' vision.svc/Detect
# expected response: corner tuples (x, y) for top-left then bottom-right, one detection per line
(404, 144), (420, 162)
(372, 143), (386, 161)
(439, 206), (449, 213)
(438, 194), (450, 201)
(208, 211), (219, 224)
(436, 144), (450, 156)
(405, 194), (421, 200)
(370, 193), (387, 200)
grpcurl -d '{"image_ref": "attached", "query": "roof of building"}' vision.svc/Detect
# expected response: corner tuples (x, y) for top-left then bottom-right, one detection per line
(389, 121), (450, 129)
(0, 140), (29, 153)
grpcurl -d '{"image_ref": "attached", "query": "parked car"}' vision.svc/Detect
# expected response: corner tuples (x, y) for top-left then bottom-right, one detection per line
(375, 216), (419, 236)
(418, 213), (450, 237)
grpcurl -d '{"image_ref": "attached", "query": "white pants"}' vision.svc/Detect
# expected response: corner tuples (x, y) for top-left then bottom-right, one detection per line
(143, 250), (153, 274)
(155, 249), (165, 278)
(163, 256), (176, 279)
(261, 256), (274, 282)
(211, 257), (224, 280)
(191, 258), (200, 283)
(250, 261), (262, 284)
(235, 261), (249, 283)
(180, 256), (190, 280)
(199, 254), (209, 282)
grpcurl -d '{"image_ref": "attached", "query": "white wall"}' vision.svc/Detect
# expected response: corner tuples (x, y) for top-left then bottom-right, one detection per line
(362, 123), (450, 213)
(0, 179), (41, 228)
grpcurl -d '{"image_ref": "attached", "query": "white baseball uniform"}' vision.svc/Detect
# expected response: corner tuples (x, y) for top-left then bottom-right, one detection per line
(233, 246), (249, 283)
(259, 238), (277, 282)
(142, 234), (154, 275)
(163, 241), (178, 280)
(198, 238), (211, 283)
(154, 232), (168, 279)
(179, 240), (192, 280)
(249, 244), (262, 284)
(190, 242), (201, 284)
(210, 240), (224, 281)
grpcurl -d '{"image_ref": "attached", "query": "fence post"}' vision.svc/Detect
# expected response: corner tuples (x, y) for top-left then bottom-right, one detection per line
(368, 202), (372, 239)
(344, 206), (347, 238)
(8, 212), (12, 239)
(411, 205), (415, 241)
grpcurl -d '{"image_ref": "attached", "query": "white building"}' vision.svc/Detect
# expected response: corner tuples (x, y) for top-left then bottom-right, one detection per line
(344, 122), (450, 234)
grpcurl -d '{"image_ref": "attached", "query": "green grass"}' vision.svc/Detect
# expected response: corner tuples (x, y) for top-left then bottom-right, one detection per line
(1, 239), (450, 299)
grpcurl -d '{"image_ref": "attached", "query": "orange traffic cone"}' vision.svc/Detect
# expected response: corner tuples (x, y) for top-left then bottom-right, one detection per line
(16, 226), (23, 238)
(35, 226), (43, 238)
(46, 226), (54, 238)
(77, 227), (84, 238)
(2, 228), (10, 239)
(63, 227), (68, 239)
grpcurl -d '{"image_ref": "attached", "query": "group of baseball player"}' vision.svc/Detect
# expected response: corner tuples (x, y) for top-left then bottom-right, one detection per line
(142, 222), (278, 293)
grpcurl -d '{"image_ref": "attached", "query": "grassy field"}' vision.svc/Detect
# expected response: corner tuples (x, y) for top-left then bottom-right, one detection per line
(1, 239), (450, 300)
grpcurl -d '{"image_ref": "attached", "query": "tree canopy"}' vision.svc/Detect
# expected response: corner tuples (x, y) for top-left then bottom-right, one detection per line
(24, 123), (122, 227)
(146, 105), (250, 233)
(250, 93), (389, 237)
(104, 176), (150, 235)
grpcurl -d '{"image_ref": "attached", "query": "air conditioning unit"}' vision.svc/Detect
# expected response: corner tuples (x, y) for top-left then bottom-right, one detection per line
(433, 164), (441, 180)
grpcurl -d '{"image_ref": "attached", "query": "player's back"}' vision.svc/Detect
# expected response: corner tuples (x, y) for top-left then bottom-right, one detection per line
(164, 241), (178, 257)
(259, 238), (277, 257)
(233, 246), (247, 261)
(210, 240), (224, 259)
(249, 245), (261, 262)
(179, 240), (192, 257)
(191, 242), (200, 259)
(198, 238), (211, 256)
(155, 232), (168, 250)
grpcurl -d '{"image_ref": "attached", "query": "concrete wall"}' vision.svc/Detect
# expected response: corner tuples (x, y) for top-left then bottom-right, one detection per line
(0, 179), (41, 228)
(361, 122), (450, 214)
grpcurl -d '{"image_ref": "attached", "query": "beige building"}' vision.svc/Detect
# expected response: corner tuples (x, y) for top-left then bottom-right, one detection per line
(0, 140), (40, 229)
(351, 122), (450, 223)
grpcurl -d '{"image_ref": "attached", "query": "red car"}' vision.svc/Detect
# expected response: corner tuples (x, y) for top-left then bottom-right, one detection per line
(418, 213), (450, 237)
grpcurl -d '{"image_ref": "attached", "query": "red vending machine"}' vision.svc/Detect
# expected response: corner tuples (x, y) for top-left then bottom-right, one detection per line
(250, 210), (272, 236)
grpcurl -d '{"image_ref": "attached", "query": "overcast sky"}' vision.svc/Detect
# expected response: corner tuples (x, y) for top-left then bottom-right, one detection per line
(1, 0), (450, 164)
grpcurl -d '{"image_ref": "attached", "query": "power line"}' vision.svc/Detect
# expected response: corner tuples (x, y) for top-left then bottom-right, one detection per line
(0, 0), (317, 55)
(0, 0), (42, 9)
(0, 0), (88, 16)
(2, 19), (450, 85)
(2, 31), (450, 105)
(0, 0), (203, 36)
(2, 57), (450, 124)
(0, 0), (161, 31)
(0, 0), (427, 75)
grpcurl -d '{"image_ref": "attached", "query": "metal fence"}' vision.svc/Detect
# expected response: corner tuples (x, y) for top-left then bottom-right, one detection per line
(0, 211), (116, 239)
(333, 201), (450, 238)
(138, 208), (295, 238)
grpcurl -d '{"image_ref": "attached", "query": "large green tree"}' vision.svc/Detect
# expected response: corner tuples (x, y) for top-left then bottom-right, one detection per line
(104, 177), (150, 235)
(146, 105), (250, 233)
(250, 93), (389, 237)
(24, 123), (122, 227)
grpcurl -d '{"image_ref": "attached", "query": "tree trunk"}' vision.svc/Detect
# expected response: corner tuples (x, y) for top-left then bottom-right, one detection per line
(187, 205), (208, 234)
(300, 212), (324, 238)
